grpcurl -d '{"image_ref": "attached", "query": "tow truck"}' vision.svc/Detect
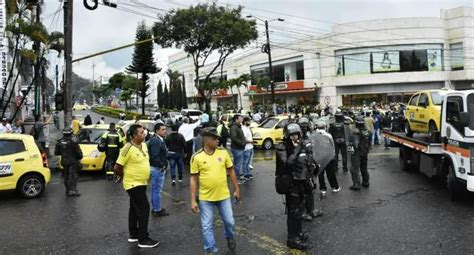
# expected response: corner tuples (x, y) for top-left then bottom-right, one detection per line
(383, 89), (474, 201)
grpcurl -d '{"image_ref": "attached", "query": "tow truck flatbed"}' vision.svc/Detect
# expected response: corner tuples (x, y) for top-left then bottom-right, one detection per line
(382, 129), (443, 155)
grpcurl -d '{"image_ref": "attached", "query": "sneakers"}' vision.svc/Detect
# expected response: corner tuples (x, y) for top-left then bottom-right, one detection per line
(298, 232), (309, 242)
(332, 187), (341, 193)
(362, 182), (370, 188)
(287, 238), (308, 250)
(238, 177), (247, 185)
(171, 179), (176, 186)
(309, 209), (323, 218)
(320, 190), (327, 198)
(178, 178), (183, 183)
(128, 236), (138, 243)
(301, 213), (312, 222)
(152, 209), (169, 217)
(349, 185), (361, 191)
(138, 238), (160, 248)
(247, 175), (254, 180)
(67, 190), (81, 197)
(227, 238), (236, 251)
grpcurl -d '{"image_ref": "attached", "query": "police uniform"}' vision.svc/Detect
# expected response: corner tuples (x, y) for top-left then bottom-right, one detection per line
(276, 123), (315, 251)
(348, 118), (372, 190)
(102, 128), (124, 178)
(329, 113), (349, 172)
(55, 128), (83, 196)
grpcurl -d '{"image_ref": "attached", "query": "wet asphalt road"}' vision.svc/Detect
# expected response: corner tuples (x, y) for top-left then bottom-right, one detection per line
(2, 110), (474, 254)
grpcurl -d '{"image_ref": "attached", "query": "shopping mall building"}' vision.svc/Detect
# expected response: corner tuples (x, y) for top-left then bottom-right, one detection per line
(168, 6), (474, 111)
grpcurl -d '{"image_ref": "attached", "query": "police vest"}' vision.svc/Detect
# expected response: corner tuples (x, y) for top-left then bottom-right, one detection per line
(333, 123), (346, 144)
(106, 132), (120, 148)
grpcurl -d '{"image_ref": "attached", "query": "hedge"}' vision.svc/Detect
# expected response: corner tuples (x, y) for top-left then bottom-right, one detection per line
(91, 106), (149, 120)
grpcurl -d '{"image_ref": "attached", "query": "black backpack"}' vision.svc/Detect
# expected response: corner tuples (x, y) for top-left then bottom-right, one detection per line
(358, 130), (371, 155)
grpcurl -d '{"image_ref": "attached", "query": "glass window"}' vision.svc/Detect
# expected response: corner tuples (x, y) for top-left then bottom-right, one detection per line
(0, 140), (26, 156)
(335, 55), (344, 76)
(409, 94), (419, 106)
(446, 96), (464, 133)
(260, 118), (279, 128)
(77, 128), (106, 144)
(344, 53), (371, 75)
(400, 50), (428, 72)
(276, 119), (289, 129)
(372, 51), (400, 73)
(427, 49), (443, 71)
(250, 67), (269, 85)
(418, 93), (429, 107)
(450, 43), (464, 70)
(431, 91), (444, 105)
(296, 61), (304, 80)
(468, 94), (474, 130)
(273, 65), (285, 83)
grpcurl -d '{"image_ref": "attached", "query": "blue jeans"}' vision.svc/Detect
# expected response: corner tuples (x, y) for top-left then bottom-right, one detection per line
(150, 167), (165, 212)
(199, 198), (235, 252)
(168, 153), (184, 180)
(372, 128), (380, 145)
(243, 149), (253, 177)
(231, 148), (244, 177)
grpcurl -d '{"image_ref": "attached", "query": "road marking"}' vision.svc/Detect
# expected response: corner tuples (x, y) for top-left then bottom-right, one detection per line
(215, 221), (290, 254)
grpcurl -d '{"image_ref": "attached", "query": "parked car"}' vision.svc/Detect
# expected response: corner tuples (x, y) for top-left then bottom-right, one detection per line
(74, 124), (125, 171)
(252, 116), (289, 150)
(180, 109), (203, 122)
(73, 103), (87, 111)
(404, 89), (447, 138)
(0, 134), (51, 198)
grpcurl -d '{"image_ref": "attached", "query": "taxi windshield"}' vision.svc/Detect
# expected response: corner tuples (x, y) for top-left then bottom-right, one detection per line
(431, 91), (444, 105)
(260, 118), (278, 128)
(77, 128), (106, 144)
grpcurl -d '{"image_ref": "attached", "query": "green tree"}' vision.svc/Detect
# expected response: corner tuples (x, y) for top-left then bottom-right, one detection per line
(126, 21), (160, 115)
(153, 3), (257, 113)
(227, 73), (251, 110)
(108, 72), (141, 111)
(157, 80), (163, 108)
(167, 69), (182, 110)
(163, 85), (169, 109)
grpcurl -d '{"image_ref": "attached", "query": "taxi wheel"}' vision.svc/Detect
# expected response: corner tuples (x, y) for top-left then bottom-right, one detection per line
(447, 163), (465, 202)
(262, 139), (273, 150)
(404, 120), (413, 137)
(17, 174), (45, 198)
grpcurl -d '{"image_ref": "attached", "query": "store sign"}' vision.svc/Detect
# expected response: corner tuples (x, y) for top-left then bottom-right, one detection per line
(274, 83), (288, 90)
(0, 0), (7, 91)
(372, 51), (400, 72)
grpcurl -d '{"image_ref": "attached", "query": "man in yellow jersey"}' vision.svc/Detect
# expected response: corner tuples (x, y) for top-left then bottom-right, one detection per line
(114, 124), (159, 249)
(190, 127), (240, 254)
(71, 115), (81, 135)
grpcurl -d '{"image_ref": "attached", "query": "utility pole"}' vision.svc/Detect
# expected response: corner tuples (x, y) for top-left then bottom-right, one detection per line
(55, 64), (58, 94)
(33, 2), (41, 116)
(63, 0), (73, 128)
(92, 62), (95, 104)
(264, 20), (276, 115)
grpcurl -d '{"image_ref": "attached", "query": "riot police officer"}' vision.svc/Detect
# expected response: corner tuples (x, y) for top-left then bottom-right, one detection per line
(275, 123), (316, 251)
(55, 127), (83, 196)
(329, 111), (349, 172)
(297, 117), (321, 221)
(347, 117), (372, 191)
(101, 123), (124, 179)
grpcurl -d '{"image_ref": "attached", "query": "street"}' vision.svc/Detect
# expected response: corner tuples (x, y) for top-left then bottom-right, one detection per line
(1, 111), (474, 254)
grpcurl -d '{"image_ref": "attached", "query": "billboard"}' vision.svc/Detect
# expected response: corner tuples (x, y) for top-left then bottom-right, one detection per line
(344, 53), (370, 75)
(372, 51), (400, 72)
(427, 49), (442, 71)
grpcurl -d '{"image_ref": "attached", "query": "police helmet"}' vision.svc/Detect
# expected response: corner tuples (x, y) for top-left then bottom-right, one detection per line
(284, 123), (302, 139)
(62, 127), (73, 136)
(297, 117), (310, 128)
(335, 110), (344, 122)
(355, 117), (366, 129)
(314, 120), (326, 130)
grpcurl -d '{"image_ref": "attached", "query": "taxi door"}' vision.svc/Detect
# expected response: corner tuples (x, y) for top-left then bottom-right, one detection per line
(416, 92), (430, 132)
(406, 93), (421, 131)
(0, 138), (30, 190)
(273, 119), (288, 144)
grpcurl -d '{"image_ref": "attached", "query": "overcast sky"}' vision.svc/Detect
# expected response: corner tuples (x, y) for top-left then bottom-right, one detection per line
(41, 0), (472, 83)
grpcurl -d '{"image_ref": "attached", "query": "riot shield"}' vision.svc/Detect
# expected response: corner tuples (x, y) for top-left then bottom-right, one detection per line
(309, 132), (335, 176)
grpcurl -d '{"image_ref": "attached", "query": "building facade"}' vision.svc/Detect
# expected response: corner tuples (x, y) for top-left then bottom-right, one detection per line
(168, 6), (474, 112)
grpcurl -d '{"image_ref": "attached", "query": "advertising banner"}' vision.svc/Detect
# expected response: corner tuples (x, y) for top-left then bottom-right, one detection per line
(427, 49), (442, 71)
(372, 51), (400, 72)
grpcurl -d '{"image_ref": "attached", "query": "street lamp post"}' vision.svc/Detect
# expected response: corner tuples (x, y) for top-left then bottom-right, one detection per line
(247, 15), (284, 115)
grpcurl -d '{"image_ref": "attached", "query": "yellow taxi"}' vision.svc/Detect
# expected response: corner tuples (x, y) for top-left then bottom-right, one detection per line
(404, 89), (447, 137)
(73, 103), (88, 111)
(252, 116), (289, 150)
(74, 124), (125, 171)
(0, 134), (51, 198)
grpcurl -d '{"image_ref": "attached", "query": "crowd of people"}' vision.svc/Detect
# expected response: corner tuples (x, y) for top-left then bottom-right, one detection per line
(1, 103), (403, 253)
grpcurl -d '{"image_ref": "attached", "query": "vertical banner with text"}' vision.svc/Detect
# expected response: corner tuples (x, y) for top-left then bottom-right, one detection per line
(0, 0), (7, 91)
